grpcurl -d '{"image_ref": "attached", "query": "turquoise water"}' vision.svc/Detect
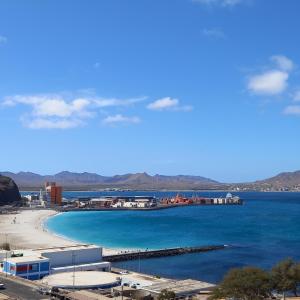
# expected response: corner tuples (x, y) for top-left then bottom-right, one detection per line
(46, 192), (300, 283)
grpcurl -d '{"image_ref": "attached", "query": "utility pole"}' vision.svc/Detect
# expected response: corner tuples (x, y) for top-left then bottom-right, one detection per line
(121, 283), (124, 300)
(72, 251), (76, 289)
(5, 233), (8, 277)
(138, 250), (141, 273)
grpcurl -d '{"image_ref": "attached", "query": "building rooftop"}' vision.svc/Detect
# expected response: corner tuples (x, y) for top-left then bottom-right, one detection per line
(5, 255), (49, 263)
(41, 271), (120, 289)
(142, 279), (215, 296)
(32, 244), (100, 253)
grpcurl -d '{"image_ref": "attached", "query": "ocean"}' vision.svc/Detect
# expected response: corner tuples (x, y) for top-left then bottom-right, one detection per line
(45, 191), (300, 283)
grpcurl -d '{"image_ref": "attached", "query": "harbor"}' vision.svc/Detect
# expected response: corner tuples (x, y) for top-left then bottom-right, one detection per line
(21, 182), (243, 211)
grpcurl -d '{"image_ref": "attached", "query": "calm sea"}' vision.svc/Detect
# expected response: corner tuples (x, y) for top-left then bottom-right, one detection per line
(45, 191), (300, 283)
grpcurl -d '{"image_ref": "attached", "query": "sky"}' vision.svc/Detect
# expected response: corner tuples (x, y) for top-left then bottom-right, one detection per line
(1, 0), (300, 182)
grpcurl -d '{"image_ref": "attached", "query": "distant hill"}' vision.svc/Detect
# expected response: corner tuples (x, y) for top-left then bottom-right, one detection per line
(0, 171), (220, 190)
(255, 170), (300, 188)
(0, 175), (22, 206)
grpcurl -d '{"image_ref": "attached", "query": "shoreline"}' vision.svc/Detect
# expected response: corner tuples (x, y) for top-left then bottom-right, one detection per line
(0, 209), (124, 255)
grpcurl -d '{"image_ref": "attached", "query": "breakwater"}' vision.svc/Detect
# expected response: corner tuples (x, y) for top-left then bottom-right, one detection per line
(103, 245), (227, 262)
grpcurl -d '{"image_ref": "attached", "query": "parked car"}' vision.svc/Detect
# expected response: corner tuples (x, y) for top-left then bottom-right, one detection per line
(0, 283), (5, 289)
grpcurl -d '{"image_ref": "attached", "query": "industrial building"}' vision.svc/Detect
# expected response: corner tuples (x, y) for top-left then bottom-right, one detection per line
(33, 244), (111, 273)
(1, 244), (111, 280)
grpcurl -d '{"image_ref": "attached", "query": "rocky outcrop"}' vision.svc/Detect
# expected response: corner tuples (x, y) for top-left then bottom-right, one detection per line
(0, 175), (22, 206)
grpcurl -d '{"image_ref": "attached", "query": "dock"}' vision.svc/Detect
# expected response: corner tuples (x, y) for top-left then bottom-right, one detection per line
(103, 245), (227, 262)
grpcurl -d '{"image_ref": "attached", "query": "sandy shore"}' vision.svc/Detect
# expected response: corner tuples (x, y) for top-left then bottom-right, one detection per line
(0, 209), (119, 255)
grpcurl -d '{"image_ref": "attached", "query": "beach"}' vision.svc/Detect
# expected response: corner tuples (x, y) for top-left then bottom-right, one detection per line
(0, 209), (118, 255)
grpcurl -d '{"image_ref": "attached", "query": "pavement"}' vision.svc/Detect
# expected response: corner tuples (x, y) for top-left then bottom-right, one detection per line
(0, 274), (50, 300)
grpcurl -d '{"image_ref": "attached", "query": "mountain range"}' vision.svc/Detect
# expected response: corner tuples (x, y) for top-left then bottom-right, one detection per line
(0, 171), (220, 190)
(1, 170), (300, 191)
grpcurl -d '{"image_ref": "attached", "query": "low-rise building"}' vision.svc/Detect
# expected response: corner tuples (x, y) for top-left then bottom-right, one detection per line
(32, 244), (106, 268)
(2, 255), (50, 280)
(1, 244), (111, 280)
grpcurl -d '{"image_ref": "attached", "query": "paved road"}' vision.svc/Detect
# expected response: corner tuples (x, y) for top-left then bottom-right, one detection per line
(0, 275), (50, 300)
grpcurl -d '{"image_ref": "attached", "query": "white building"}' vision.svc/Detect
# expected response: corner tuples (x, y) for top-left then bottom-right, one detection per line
(135, 199), (150, 208)
(23, 193), (45, 208)
(123, 201), (138, 208)
(32, 245), (104, 267)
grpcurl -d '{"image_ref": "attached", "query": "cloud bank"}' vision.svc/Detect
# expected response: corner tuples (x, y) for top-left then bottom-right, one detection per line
(2, 94), (146, 129)
(2, 93), (192, 129)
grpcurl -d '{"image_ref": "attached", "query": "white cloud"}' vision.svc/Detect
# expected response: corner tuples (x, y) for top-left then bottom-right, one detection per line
(102, 114), (141, 125)
(3, 95), (93, 127)
(0, 35), (7, 44)
(248, 70), (289, 95)
(202, 28), (226, 39)
(193, 0), (243, 7)
(147, 97), (193, 111)
(33, 98), (91, 117)
(23, 117), (83, 129)
(247, 55), (295, 96)
(292, 90), (300, 102)
(2, 93), (146, 129)
(283, 105), (300, 116)
(94, 96), (146, 108)
(271, 55), (294, 72)
(148, 97), (178, 110)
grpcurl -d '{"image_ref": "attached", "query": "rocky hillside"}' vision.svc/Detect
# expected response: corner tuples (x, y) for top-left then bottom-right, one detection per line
(256, 170), (300, 188)
(0, 175), (22, 206)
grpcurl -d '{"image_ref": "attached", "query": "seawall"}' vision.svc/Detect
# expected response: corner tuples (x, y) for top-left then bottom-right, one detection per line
(103, 245), (227, 262)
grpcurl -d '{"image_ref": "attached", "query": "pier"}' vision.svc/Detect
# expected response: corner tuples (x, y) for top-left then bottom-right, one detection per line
(103, 245), (227, 262)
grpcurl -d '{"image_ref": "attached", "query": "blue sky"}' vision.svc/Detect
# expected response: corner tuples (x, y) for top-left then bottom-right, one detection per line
(1, 0), (300, 182)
